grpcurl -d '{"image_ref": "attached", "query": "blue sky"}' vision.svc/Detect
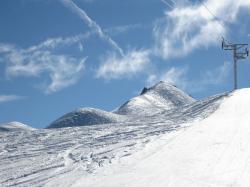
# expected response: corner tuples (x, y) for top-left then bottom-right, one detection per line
(0, 0), (250, 128)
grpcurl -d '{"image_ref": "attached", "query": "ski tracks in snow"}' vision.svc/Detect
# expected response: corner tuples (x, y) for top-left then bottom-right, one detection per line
(0, 93), (227, 186)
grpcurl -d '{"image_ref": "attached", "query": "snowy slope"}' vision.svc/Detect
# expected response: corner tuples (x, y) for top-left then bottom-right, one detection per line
(48, 108), (126, 128)
(0, 86), (228, 187)
(48, 82), (196, 128)
(72, 88), (250, 187)
(0, 121), (34, 132)
(114, 81), (195, 116)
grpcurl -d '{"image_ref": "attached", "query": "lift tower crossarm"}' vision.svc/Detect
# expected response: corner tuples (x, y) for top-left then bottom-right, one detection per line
(222, 38), (249, 90)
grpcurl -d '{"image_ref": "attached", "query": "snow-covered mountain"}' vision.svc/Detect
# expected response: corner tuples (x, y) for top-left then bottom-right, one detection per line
(114, 81), (195, 115)
(3, 83), (250, 186)
(76, 88), (250, 187)
(48, 108), (126, 128)
(0, 121), (34, 132)
(48, 82), (196, 128)
(0, 82), (232, 186)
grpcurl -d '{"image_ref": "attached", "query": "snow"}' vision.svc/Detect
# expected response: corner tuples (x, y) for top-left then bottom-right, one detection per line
(48, 82), (196, 128)
(48, 108), (126, 128)
(114, 81), (195, 116)
(72, 88), (250, 187)
(0, 121), (35, 132)
(0, 82), (228, 186)
(2, 83), (250, 186)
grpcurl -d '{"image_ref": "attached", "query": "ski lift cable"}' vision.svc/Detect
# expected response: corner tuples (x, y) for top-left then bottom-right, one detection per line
(196, 0), (238, 43)
(168, 0), (176, 5)
(161, 0), (175, 9)
(164, 0), (234, 45)
(197, 0), (225, 29)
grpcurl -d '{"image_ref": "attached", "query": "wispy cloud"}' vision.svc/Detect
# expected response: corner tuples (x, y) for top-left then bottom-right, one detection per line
(1, 34), (87, 93)
(6, 51), (86, 93)
(191, 62), (231, 92)
(0, 95), (24, 103)
(26, 32), (90, 52)
(95, 0), (250, 82)
(0, 43), (16, 53)
(104, 24), (143, 36)
(146, 62), (230, 93)
(96, 49), (150, 80)
(200, 61), (231, 85)
(146, 67), (188, 89)
(78, 42), (84, 51)
(81, 0), (96, 3)
(154, 0), (250, 60)
(61, 0), (124, 56)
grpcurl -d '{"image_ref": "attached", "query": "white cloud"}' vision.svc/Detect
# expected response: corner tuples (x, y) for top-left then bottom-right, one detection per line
(0, 43), (16, 53)
(189, 62), (231, 92)
(78, 42), (84, 51)
(154, 0), (250, 60)
(200, 61), (231, 85)
(6, 50), (86, 93)
(81, 0), (96, 3)
(61, 0), (124, 56)
(96, 49), (150, 80)
(104, 24), (143, 36)
(146, 67), (188, 89)
(46, 58), (86, 93)
(1, 33), (87, 93)
(26, 32), (90, 52)
(146, 62), (230, 93)
(7, 52), (85, 94)
(0, 95), (24, 103)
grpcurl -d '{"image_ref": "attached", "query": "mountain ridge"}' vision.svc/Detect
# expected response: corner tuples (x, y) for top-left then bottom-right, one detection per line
(47, 82), (196, 128)
(1, 84), (245, 187)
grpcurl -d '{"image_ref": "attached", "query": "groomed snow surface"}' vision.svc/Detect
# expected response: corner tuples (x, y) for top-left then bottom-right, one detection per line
(1, 83), (250, 186)
(77, 88), (250, 187)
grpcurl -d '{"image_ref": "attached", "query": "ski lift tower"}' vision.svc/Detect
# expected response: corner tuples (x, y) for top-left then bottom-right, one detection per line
(222, 38), (249, 90)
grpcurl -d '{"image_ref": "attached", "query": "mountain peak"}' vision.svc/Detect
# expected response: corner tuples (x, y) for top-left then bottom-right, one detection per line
(140, 81), (178, 95)
(115, 81), (195, 115)
(48, 82), (195, 128)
